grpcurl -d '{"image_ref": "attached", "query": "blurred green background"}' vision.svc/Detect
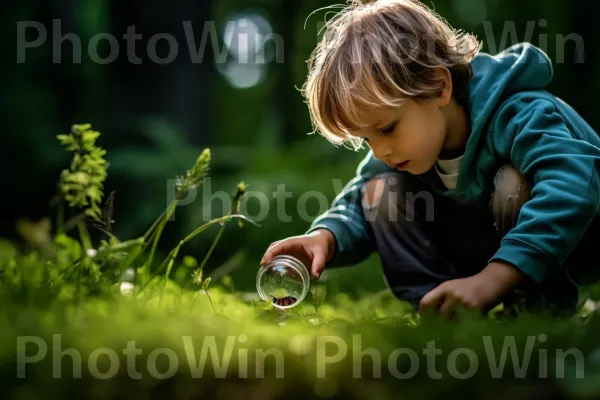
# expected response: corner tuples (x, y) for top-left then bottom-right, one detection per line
(3, 0), (596, 295)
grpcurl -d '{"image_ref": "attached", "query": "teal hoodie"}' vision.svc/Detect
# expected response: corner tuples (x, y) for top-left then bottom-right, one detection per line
(307, 43), (600, 285)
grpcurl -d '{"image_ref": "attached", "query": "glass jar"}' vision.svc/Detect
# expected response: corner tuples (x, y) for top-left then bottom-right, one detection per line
(256, 255), (310, 309)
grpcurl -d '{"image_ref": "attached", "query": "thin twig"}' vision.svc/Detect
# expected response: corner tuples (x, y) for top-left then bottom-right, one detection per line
(205, 289), (217, 314)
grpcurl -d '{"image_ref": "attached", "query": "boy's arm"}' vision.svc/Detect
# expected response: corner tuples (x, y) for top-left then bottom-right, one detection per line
(489, 97), (600, 284)
(306, 150), (393, 267)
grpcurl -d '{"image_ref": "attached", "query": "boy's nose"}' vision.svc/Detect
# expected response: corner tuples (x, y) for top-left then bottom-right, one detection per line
(370, 142), (394, 162)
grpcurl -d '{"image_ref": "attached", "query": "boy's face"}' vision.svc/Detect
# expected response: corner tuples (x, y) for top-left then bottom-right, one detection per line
(349, 98), (449, 175)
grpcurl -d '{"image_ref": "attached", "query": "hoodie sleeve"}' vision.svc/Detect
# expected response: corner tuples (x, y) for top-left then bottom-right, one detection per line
(489, 97), (600, 284)
(306, 150), (392, 267)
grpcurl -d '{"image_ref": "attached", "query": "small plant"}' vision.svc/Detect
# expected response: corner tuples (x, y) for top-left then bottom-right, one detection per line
(56, 123), (107, 221)
(3, 123), (257, 308)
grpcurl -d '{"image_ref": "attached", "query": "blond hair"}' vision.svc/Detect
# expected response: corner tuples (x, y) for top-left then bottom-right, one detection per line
(301, 0), (482, 149)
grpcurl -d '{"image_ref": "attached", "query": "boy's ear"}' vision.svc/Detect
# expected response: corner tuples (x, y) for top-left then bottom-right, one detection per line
(434, 66), (453, 107)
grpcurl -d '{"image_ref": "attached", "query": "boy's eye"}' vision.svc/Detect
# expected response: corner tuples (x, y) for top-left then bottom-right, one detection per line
(380, 122), (396, 135)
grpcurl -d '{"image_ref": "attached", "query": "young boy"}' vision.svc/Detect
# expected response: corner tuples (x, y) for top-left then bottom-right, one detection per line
(260, 0), (600, 317)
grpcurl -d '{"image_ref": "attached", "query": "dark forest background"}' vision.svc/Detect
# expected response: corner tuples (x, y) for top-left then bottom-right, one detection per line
(3, 0), (596, 293)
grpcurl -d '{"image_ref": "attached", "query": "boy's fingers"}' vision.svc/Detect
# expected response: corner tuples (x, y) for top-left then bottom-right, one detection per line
(438, 297), (456, 319)
(260, 240), (297, 266)
(311, 250), (327, 280)
(264, 240), (282, 255)
(260, 243), (281, 266)
(419, 286), (445, 315)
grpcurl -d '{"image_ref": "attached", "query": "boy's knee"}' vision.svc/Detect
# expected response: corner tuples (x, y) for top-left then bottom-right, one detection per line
(491, 164), (532, 237)
(361, 173), (403, 223)
(363, 176), (388, 208)
(362, 172), (436, 224)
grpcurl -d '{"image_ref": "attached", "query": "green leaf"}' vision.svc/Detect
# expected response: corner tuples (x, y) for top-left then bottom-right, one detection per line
(56, 123), (108, 221)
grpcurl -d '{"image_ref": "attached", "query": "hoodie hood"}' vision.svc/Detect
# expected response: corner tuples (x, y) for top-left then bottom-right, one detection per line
(466, 43), (554, 142)
(415, 43), (556, 198)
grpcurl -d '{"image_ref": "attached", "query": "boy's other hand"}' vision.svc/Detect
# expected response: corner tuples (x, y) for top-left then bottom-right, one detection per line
(418, 261), (525, 319)
(260, 229), (336, 280)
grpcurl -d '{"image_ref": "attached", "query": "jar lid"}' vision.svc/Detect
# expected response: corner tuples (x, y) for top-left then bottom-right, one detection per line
(256, 255), (310, 309)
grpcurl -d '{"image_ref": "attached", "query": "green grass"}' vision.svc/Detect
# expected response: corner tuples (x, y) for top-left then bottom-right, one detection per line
(2, 124), (600, 399)
(3, 267), (600, 399)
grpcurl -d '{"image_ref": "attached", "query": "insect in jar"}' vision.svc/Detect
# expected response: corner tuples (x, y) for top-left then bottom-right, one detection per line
(272, 296), (298, 307)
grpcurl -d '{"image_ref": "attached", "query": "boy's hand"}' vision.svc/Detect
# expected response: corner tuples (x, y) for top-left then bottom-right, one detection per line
(419, 261), (525, 318)
(260, 229), (336, 280)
